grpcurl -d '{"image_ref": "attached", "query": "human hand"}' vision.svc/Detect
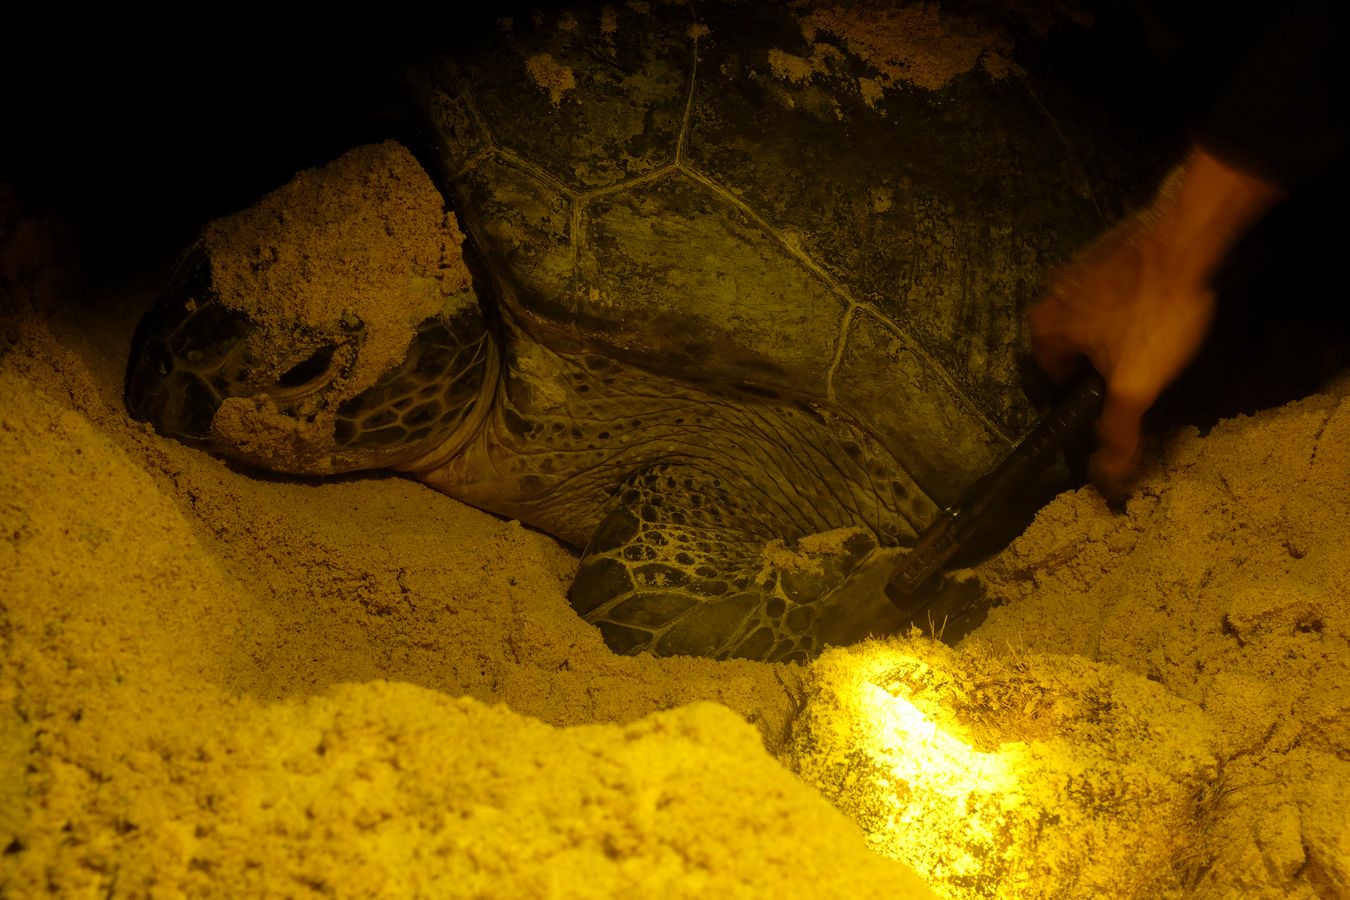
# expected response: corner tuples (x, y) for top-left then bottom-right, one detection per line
(1028, 146), (1284, 499)
(1029, 215), (1217, 493)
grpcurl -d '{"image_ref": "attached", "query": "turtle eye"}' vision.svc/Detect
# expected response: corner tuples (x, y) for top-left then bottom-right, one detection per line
(277, 344), (338, 388)
(341, 311), (364, 334)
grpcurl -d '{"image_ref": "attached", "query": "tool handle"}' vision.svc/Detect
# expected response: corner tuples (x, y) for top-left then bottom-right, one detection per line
(966, 369), (1106, 522)
(885, 369), (1106, 604)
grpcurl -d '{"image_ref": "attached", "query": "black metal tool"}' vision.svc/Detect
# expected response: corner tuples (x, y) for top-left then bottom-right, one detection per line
(885, 370), (1107, 610)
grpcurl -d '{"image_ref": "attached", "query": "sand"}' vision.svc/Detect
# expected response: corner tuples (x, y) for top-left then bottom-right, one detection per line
(974, 382), (1350, 897)
(0, 296), (931, 896)
(2, 188), (1348, 896)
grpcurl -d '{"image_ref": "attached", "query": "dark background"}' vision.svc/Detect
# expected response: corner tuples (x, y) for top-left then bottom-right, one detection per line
(0, 3), (1227, 224)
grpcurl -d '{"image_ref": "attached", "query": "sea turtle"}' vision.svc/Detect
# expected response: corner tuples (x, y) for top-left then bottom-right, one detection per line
(126, 1), (1128, 662)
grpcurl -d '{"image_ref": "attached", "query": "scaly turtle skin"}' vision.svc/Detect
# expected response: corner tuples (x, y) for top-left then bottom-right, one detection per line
(127, 2), (1128, 662)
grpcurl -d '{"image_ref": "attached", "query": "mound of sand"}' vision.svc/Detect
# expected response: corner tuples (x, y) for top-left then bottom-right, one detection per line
(0, 312), (931, 898)
(2, 177), (1347, 897)
(791, 637), (1219, 898)
(975, 380), (1350, 897)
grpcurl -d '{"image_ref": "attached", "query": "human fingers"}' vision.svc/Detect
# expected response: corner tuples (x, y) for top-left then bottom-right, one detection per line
(1089, 380), (1151, 499)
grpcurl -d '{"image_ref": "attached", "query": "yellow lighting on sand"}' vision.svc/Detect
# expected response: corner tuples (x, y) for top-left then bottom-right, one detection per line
(788, 636), (1220, 900)
(847, 653), (1023, 887)
(857, 679), (1019, 802)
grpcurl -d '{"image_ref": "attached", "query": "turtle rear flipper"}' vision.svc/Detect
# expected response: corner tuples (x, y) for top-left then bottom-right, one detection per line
(568, 464), (916, 662)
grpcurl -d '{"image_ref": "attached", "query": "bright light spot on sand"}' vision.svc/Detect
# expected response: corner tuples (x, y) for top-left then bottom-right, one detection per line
(845, 651), (1025, 887)
(858, 680), (1018, 803)
(791, 638), (1220, 899)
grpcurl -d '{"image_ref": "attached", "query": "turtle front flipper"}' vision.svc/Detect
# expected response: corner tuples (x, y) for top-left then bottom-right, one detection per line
(568, 464), (916, 662)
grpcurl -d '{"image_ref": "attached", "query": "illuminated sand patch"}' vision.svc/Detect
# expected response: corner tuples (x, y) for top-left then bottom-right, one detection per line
(788, 637), (1218, 899)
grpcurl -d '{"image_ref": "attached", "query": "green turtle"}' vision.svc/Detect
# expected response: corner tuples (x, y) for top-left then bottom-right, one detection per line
(127, 1), (1127, 662)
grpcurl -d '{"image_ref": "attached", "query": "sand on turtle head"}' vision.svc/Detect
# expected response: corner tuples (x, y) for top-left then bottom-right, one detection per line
(201, 141), (472, 398)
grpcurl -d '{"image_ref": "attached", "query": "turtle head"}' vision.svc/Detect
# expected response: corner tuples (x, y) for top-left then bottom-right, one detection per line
(126, 246), (498, 476)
